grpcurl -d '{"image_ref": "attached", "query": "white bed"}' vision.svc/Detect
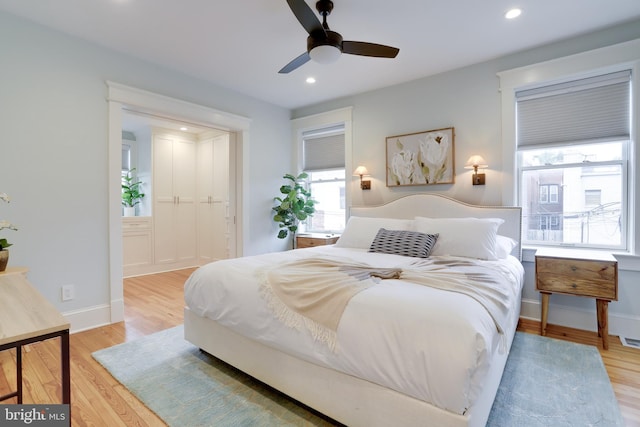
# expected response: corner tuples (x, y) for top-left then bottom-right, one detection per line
(184, 194), (523, 427)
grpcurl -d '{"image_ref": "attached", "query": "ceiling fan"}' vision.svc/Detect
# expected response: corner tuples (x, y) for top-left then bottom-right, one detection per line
(279, 0), (400, 74)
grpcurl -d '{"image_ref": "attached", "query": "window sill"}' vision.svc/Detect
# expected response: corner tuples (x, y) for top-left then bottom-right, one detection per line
(522, 246), (640, 272)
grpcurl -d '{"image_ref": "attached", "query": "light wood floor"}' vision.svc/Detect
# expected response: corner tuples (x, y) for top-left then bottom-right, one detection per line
(1, 269), (639, 426)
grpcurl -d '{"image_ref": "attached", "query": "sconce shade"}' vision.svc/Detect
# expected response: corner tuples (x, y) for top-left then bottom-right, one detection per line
(464, 155), (488, 170)
(353, 166), (371, 190)
(464, 155), (487, 186)
(353, 166), (370, 176)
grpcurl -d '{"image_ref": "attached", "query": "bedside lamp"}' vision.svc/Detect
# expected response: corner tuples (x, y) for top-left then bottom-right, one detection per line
(464, 155), (488, 185)
(353, 166), (371, 190)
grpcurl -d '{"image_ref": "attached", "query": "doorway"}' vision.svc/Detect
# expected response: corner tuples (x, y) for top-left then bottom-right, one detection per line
(120, 110), (234, 276)
(107, 81), (250, 324)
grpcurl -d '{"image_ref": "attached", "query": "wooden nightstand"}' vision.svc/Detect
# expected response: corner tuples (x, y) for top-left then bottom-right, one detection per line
(296, 234), (340, 249)
(535, 249), (618, 349)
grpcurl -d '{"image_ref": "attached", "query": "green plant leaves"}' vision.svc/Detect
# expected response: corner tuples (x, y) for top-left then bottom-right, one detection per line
(272, 172), (316, 242)
(122, 168), (145, 207)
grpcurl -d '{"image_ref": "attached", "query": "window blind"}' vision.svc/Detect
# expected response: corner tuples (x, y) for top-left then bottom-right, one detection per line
(303, 128), (345, 171)
(516, 70), (631, 147)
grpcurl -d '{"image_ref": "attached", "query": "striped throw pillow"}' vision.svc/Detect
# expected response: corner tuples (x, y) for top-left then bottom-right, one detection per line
(368, 228), (439, 258)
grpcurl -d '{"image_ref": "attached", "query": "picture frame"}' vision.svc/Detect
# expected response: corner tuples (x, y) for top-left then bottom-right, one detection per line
(386, 127), (455, 187)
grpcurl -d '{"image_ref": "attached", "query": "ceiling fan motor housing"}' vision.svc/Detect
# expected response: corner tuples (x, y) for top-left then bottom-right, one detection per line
(307, 30), (343, 52)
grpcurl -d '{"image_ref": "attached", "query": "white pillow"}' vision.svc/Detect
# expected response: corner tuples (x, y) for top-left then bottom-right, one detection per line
(496, 235), (518, 259)
(335, 216), (414, 249)
(413, 216), (504, 260)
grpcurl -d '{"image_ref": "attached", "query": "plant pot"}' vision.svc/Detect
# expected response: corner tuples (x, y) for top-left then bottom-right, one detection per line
(123, 207), (136, 217)
(0, 250), (8, 272)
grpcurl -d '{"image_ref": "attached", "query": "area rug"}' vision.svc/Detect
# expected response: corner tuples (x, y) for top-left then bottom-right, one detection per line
(93, 326), (624, 427)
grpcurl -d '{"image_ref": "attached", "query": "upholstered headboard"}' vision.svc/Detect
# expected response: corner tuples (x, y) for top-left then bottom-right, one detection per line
(349, 194), (522, 260)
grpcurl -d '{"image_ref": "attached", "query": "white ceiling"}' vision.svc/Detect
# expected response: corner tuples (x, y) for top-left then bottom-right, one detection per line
(1, 0), (640, 110)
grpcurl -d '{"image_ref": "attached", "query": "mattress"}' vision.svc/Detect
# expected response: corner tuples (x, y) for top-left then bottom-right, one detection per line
(184, 245), (524, 415)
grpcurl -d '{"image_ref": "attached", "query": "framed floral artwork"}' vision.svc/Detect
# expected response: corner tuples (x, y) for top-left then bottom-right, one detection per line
(386, 127), (455, 186)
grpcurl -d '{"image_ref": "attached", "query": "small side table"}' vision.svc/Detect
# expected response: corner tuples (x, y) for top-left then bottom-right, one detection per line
(0, 274), (70, 404)
(535, 249), (618, 349)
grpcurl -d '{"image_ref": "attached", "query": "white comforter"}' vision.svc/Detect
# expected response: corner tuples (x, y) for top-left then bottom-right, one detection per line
(184, 246), (524, 415)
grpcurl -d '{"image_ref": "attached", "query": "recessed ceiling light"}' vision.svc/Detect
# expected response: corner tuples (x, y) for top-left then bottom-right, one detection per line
(180, 127), (188, 131)
(306, 77), (316, 84)
(505, 8), (522, 19)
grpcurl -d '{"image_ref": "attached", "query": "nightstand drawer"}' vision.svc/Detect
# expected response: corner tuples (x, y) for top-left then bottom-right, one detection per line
(296, 235), (339, 249)
(536, 256), (617, 300)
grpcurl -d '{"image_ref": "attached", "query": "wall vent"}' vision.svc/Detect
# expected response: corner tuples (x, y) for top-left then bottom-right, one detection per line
(620, 336), (640, 349)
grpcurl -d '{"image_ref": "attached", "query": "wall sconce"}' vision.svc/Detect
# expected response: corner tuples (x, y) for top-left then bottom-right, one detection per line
(353, 166), (371, 190)
(464, 155), (488, 185)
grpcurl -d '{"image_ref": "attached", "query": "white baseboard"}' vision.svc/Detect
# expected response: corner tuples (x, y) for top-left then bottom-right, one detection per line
(111, 298), (125, 324)
(62, 304), (113, 333)
(124, 261), (198, 278)
(520, 298), (640, 339)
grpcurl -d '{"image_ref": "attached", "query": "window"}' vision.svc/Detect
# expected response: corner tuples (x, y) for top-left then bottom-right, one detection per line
(538, 184), (560, 204)
(549, 185), (559, 203)
(302, 126), (346, 233)
(306, 169), (345, 232)
(516, 70), (630, 250)
(539, 185), (548, 204)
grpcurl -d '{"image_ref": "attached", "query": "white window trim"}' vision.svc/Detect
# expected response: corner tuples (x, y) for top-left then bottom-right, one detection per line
(291, 107), (353, 217)
(498, 39), (640, 269)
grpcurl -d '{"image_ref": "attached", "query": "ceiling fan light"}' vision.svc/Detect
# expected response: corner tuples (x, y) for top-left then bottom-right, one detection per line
(309, 45), (342, 64)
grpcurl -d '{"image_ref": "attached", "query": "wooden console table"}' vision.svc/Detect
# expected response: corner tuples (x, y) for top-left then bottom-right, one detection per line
(0, 274), (70, 404)
(0, 266), (28, 278)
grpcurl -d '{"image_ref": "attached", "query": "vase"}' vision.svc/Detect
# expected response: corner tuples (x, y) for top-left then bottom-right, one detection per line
(123, 206), (136, 217)
(0, 250), (8, 272)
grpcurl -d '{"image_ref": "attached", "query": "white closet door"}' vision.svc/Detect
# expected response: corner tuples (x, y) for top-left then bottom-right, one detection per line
(197, 134), (230, 264)
(211, 135), (230, 260)
(197, 139), (215, 264)
(153, 135), (177, 264)
(153, 133), (197, 265)
(173, 139), (197, 262)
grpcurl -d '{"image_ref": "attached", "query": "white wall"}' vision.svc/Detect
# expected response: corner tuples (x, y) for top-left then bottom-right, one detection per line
(3, 7), (639, 336)
(292, 20), (640, 338)
(0, 10), (290, 327)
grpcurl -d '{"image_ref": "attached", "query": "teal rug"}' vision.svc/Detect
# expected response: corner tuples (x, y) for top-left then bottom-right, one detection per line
(93, 326), (624, 427)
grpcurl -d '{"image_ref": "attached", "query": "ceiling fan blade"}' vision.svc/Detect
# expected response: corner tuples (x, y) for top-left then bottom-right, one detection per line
(286, 0), (326, 37)
(342, 41), (399, 58)
(279, 51), (311, 74)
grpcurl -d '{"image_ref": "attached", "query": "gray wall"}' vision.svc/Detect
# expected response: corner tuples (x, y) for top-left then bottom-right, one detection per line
(0, 10), (290, 319)
(293, 20), (640, 338)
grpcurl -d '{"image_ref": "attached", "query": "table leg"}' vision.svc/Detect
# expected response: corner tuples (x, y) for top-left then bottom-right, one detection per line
(61, 330), (71, 404)
(540, 292), (550, 336)
(16, 344), (23, 404)
(597, 300), (609, 350)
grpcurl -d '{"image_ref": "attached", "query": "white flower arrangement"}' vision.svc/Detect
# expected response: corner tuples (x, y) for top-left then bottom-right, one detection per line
(0, 192), (17, 250)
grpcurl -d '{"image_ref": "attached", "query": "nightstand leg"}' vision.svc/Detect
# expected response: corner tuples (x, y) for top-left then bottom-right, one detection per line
(540, 292), (550, 336)
(597, 299), (609, 350)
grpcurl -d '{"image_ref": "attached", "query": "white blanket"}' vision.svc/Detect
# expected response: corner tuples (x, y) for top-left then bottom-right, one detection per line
(184, 246), (524, 415)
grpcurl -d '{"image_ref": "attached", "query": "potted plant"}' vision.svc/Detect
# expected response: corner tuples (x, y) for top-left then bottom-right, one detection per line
(272, 172), (315, 249)
(0, 192), (18, 271)
(122, 168), (145, 216)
